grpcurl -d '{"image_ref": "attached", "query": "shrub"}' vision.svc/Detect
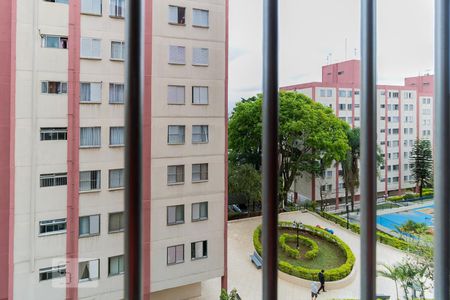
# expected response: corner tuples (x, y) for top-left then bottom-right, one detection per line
(403, 192), (418, 200)
(279, 233), (319, 259)
(387, 195), (404, 202)
(253, 222), (355, 281)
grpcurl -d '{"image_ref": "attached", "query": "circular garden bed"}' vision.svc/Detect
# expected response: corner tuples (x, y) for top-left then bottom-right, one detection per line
(253, 221), (355, 281)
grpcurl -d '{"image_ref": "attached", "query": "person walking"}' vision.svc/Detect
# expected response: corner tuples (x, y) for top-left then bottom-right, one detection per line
(310, 281), (319, 300)
(317, 269), (326, 293)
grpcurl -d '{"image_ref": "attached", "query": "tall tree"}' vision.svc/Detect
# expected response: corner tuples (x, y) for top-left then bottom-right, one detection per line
(228, 163), (262, 211)
(228, 91), (349, 205)
(410, 139), (433, 197)
(339, 128), (360, 212)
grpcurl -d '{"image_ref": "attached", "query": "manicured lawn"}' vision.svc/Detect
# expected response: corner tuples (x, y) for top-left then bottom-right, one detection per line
(278, 228), (347, 270)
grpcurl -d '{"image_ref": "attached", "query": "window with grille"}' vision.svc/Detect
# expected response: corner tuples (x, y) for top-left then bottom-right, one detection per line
(111, 41), (125, 60)
(80, 82), (102, 103)
(109, 83), (124, 104)
(79, 259), (100, 282)
(81, 37), (101, 58)
(167, 245), (184, 265)
(81, 0), (102, 15)
(109, 169), (124, 188)
(109, 212), (124, 233)
(191, 240), (207, 260)
(79, 215), (100, 237)
(79, 170), (101, 191)
(192, 202), (208, 221)
(168, 5), (186, 25)
(167, 165), (185, 184)
(168, 45), (186, 64)
(192, 47), (209, 66)
(167, 205), (185, 225)
(110, 127), (124, 146)
(167, 125), (185, 144)
(39, 218), (67, 235)
(41, 81), (67, 94)
(40, 128), (67, 141)
(192, 86), (208, 104)
(39, 265), (66, 281)
(41, 35), (68, 49)
(167, 85), (185, 105)
(40, 173), (67, 187)
(108, 255), (124, 276)
(192, 163), (208, 182)
(192, 125), (208, 143)
(192, 9), (209, 27)
(80, 127), (101, 147)
(109, 0), (124, 17)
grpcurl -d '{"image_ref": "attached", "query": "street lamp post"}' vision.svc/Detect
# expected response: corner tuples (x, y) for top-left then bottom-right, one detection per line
(292, 221), (303, 249)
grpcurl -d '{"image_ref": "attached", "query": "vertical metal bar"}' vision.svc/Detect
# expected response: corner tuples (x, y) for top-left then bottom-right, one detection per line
(262, 0), (278, 299)
(360, 0), (377, 299)
(124, 0), (144, 298)
(434, 0), (450, 298)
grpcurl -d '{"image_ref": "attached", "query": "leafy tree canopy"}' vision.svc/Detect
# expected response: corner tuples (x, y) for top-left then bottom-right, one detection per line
(229, 91), (350, 202)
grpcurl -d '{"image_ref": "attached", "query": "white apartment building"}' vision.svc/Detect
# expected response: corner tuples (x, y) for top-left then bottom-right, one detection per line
(0, 0), (227, 299)
(282, 60), (433, 207)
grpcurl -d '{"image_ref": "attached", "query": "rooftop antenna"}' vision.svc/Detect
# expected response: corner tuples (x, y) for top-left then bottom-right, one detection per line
(329, 53), (333, 64)
(354, 48), (357, 58)
(345, 38), (348, 60)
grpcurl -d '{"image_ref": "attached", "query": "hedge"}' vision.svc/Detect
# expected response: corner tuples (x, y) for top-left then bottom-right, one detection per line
(318, 211), (411, 251)
(387, 189), (434, 202)
(253, 222), (355, 281)
(279, 233), (319, 259)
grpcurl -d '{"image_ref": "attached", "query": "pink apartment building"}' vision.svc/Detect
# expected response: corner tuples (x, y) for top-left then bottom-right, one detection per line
(0, 0), (228, 299)
(282, 60), (434, 207)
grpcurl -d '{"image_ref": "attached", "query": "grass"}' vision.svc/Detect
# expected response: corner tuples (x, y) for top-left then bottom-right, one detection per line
(278, 228), (346, 270)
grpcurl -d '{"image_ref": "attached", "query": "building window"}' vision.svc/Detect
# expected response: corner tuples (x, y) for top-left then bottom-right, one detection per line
(79, 215), (100, 237)
(192, 163), (208, 182)
(41, 35), (68, 49)
(80, 127), (101, 147)
(339, 104), (346, 110)
(167, 125), (185, 144)
(192, 86), (208, 104)
(109, 212), (124, 232)
(40, 173), (67, 187)
(79, 259), (100, 282)
(109, 169), (124, 189)
(39, 218), (67, 235)
(109, 83), (124, 104)
(79, 170), (101, 191)
(110, 127), (124, 146)
(39, 265), (66, 281)
(167, 85), (185, 105)
(111, 41), (125, 60)
(167, 205), (185, 225)
(81, 37), (101, 58)
(192, 9), (209, 27)
(167, 245), (184, 265)
(168, 5), (186, 25)
(192, 48), (209, 66)
(347, 104), (352, 110)
(168, 45), (186, 64)
(326, 89), (332, 97)
(40, 128), (67, 141)
(192, 125), (208, 143)
(80, 82), (102, 103)
(339, 90), (346, 97)
(108, 255), (124, 276)
(326, 170), (333, 177)
(192, 202), (208, 221)
(167, 165), (185, 184)
(191, 240), (207, 260)
(44, 0), (69, 3)
(41, 81), (67, 94)
(81, 0), (102, 15)
(109, 0), (124, 17)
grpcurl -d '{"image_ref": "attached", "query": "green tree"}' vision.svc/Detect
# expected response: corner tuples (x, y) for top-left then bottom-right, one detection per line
(410, 139), (433, 197)
(228, 163), (262, 211)
(228, 91), (349, 205)
(378, 263), (401, 300)
(396, 220), (428, 235)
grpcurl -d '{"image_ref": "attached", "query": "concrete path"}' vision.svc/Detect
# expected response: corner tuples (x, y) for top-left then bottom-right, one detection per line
(195, 211), (411, 300)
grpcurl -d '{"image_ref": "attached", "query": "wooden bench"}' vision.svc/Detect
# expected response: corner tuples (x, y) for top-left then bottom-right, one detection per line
(250, 251), (263, 269)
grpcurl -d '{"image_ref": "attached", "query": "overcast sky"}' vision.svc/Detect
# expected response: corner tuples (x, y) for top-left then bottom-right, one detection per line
(228, 0), (434, 112)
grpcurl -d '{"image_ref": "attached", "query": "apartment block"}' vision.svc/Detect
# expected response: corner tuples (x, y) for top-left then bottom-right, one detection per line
(282, 60), (433, 206)
(0, 0), (227, 299)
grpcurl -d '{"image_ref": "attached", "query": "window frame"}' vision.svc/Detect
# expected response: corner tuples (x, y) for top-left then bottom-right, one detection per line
(110, 40), (125, 61)
(80, 37), (102, 59)
(168, 5), (186, 25)
(192, 202), (208, 222)
(192, 47), (209, 66)
(192, 86), (209, 105)
(78, 214), (101, 238)
(167, 85), (186, 105)
(40, 173), (68, 188)
(80, 82), (102, 103)
(167, 125), (186, 145)
(108, 255), (125, 276)
(167, 244), (185, 265)
(80, 127), (101, 148)
(78, 259), (100, 282)
(81, 0), (102, 16)
(39, 265), (67, 282)
(109, 126), (125, 147)
(167, 165), (185, 185)
(41, 35), (68, 49)
(168, 45), (186, 65)
(109, 83), (125, 104)
(109, 169), (125, 189)
(79, 170), (102, 192)
(109, 0), (125, 18)
(191, 240), (208, 260)
(108, 212), (125, 233)
(167, 204), (185, 226)
(39, 218), (67, 236)
(192, 163), (208, 183)
(192, 8), (209, 28)
(192, 125), (209, 144)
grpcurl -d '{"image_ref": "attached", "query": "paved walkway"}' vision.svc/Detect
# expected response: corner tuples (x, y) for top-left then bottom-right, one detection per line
(196, 211), (411, 299)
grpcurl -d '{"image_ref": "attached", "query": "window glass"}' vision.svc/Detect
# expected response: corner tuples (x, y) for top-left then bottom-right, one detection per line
(192, 163), (208, 182)
(109, 83), (124, 104)
(169, 46), (186, 64)
(79, 259), (100, 281)
(109, 0), (125, 17)
(167, 85), (185, 104)
(110, 127), (124, 146)
(109, 212), (124, 232)
(108, 255), (124, 276)
(192, 86), (208, 104)
(81, 0), (102, 15)
(168, 6), (186, 24)
(81, 37), (102, 58)
(167, 205), (184, 225)
(167, 165), (185, 184)
(192, 48), (209, 65)
(168, 125), (185, 144)
(192, 125), (208, 143)
(80, 127), (101, 147)
(111, 41), (125, 60)
(192, 9), (209, 27)
(79, 170), (101, 191)
(109, 169), (124, 188)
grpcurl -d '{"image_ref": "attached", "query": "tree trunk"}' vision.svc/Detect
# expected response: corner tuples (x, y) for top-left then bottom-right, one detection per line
(350, 187), (355, 212)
